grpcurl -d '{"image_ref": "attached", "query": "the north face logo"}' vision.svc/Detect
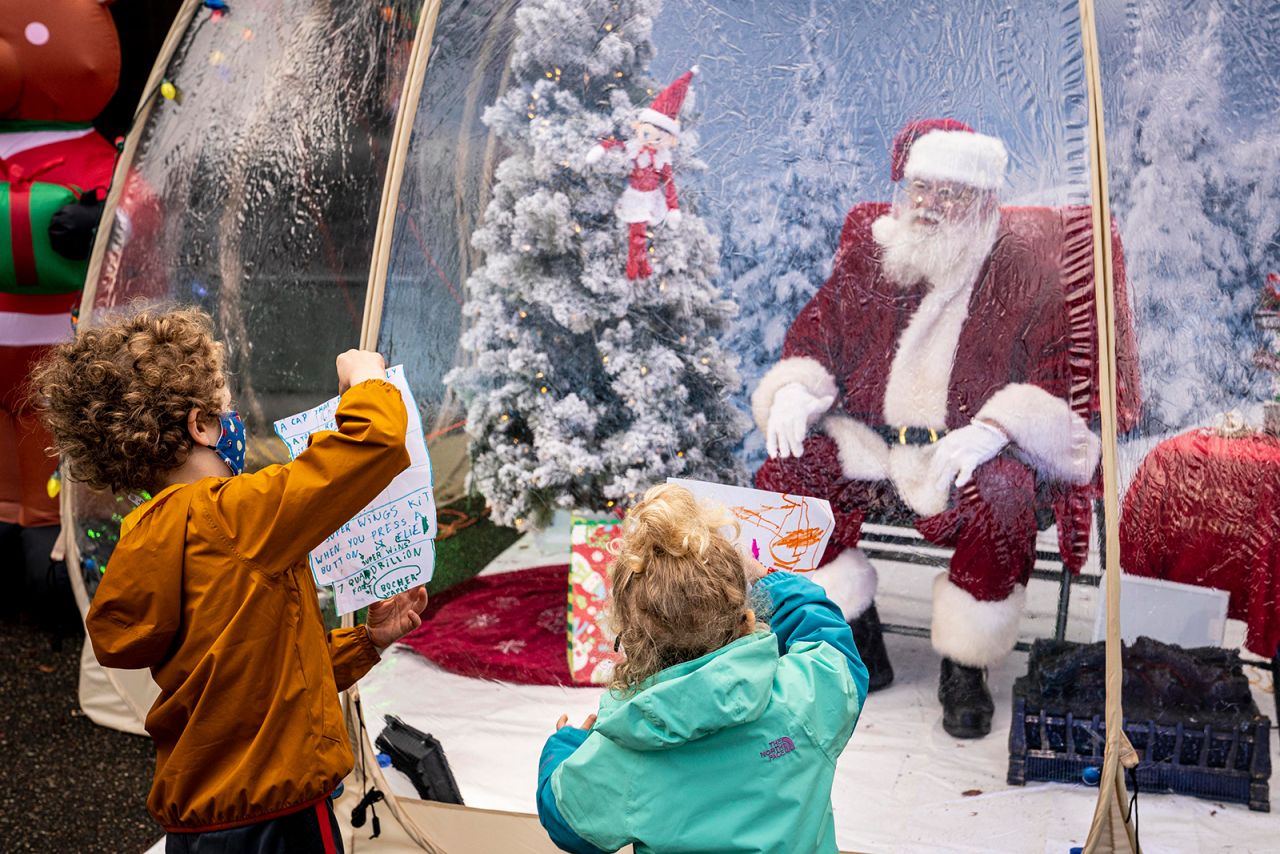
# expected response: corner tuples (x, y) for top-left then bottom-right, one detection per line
(760, 737), (795, 761)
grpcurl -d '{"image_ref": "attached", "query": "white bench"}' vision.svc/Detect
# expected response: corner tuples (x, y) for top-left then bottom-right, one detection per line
(856, 518), (1102, 651)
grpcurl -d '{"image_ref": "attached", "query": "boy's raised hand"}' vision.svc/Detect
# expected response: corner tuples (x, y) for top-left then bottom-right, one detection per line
(366, 585), (429, 650)
(337, 349), (387, 393)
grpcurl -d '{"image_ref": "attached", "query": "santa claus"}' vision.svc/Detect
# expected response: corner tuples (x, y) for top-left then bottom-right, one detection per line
(753, 119), (1140, 738)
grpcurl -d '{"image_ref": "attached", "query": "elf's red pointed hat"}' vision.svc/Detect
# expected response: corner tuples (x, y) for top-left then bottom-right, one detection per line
(890, 118), (1007, 190)
(637, 66), (698, 137)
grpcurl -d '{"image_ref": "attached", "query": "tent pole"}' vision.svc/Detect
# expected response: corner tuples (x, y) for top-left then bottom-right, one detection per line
(347, 3), (448, 851)
(77, 0), (203, 321)
(359, 2), (445, 351)
(1078, 1), (1140, 850)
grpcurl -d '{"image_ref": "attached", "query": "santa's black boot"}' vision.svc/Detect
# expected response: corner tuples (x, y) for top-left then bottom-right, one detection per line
(938, 657), (994, 738)
(849, 603), (894, 692)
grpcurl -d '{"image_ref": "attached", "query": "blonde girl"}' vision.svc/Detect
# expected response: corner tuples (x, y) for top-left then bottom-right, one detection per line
(536, 483), (868, 854)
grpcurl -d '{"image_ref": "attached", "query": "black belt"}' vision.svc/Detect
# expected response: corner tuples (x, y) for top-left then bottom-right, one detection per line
(874, 425), (947, 446)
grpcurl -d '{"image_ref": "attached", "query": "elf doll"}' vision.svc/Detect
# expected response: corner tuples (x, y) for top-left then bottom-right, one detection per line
(585, 67), (696, 279)
(1, 1), (121, 624)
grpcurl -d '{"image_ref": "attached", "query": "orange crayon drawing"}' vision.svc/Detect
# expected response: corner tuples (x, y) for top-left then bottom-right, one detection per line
(776, 527), (824, 549)
(730, 494), (827, 572)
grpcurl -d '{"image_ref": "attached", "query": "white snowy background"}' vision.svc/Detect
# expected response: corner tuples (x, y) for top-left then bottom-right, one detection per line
(1100, 1), (1280, 435)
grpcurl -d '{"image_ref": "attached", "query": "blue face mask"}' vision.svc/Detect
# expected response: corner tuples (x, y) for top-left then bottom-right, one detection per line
(209, 411), (246, 476)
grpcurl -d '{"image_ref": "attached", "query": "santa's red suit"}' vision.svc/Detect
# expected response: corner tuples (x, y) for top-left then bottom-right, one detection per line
(754, 189), (1139, 669)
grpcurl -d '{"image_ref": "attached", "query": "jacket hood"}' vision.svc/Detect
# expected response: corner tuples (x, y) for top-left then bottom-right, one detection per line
(593, 631), (779, 751)
(85, 483), (190, 670)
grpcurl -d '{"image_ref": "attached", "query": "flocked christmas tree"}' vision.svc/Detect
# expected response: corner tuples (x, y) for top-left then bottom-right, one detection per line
(447, 0), (747, 530)
(720, 0), (863, 467)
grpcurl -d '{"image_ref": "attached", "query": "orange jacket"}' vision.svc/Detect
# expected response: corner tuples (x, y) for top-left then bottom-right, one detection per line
(86, 379), (410, 832)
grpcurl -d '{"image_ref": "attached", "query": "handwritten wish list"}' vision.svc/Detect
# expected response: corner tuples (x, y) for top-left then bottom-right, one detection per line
(274, 365), (436, 614)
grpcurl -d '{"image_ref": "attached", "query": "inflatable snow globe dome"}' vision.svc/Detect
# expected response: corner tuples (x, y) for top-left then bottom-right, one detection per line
(1099, 0), (1280, 817)
(381, 0), (1122, 537)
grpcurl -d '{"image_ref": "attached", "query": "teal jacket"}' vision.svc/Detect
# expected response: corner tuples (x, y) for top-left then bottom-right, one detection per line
(537, 571), (868, 854)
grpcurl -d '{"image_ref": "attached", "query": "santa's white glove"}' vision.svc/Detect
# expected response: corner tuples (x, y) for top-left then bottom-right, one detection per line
(663, 209), (683, 228)
(766, 383), (836, 460)
(584, 144), (606, 165)
(927, 420), (1008, 492)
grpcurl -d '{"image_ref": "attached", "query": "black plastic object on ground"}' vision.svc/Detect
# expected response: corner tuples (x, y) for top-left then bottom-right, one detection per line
(1007, 638), (1271, 812)
(376, 715), (464, 805)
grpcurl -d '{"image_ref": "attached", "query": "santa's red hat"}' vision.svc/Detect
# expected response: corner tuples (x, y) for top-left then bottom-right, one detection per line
(637, 66), (698, 136)
(890, 118), (1007, 190)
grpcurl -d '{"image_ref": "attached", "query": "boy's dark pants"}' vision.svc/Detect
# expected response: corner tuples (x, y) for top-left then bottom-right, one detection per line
(165, 799), (343, 854)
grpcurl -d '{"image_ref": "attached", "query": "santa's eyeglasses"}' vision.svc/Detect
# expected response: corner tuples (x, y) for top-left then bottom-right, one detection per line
(904, 178), (979, 208)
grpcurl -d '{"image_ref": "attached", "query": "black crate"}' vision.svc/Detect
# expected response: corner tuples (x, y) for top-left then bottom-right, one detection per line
(1008, 700), (1271, 811)
(1007, 640), (1272, 812)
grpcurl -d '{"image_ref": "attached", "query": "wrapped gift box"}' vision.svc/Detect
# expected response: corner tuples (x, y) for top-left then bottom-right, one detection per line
(567, 516), (623, 685)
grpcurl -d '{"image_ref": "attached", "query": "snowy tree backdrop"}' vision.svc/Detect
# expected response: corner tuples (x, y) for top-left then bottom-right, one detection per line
(1104, 0), (1280, 433)
(718, 0), (863, 468)
(447, 0), (747, 529)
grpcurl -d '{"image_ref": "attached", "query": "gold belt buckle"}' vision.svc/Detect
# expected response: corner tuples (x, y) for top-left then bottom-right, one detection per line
(897, 426), (941, 444)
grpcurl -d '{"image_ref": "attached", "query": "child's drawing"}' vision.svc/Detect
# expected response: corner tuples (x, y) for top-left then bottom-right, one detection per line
(730, 494), (829, 572)
(666, 479), (834, 573)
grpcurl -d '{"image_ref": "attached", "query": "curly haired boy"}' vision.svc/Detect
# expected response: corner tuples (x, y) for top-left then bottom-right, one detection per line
(32, 307), (427, 853)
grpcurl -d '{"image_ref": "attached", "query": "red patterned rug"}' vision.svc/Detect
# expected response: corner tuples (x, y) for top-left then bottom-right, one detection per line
(397, 565), (587, 687)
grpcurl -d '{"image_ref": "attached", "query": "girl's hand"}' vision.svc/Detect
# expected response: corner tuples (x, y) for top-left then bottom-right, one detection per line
(555, 713), (597, 732)
(366, 585), (429, 649)
(743, 555), (770, 583)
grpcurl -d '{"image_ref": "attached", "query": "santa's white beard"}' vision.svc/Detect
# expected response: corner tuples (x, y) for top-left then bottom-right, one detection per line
(873, 208), (999, 292)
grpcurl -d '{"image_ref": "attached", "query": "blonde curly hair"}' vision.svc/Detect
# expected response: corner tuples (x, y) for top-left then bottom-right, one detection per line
(30, 306), (228, 494)
(608, 483), (754, 694)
